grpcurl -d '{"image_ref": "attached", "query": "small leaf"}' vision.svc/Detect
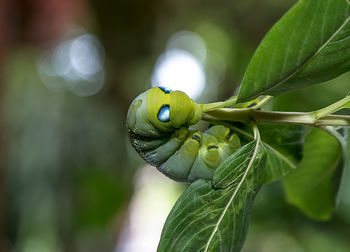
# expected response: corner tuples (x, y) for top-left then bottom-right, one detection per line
(283, 127), (344, 220)
(238, 0), (350, 101)
(158, 140), (266, 252)
(259, 124), (304, 183)
(227, 123), (304, 183)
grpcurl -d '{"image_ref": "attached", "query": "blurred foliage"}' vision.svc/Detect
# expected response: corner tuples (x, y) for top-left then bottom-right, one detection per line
(3, 51), (133, 251)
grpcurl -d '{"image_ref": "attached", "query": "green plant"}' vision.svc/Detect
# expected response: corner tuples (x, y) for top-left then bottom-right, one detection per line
(127, 0), (350, 251)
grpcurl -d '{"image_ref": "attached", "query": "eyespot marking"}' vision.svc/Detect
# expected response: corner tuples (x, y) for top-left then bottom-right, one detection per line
(157, 105), (170, 122)
(192, 134), (201, 143)
(159, 86), (171, 94)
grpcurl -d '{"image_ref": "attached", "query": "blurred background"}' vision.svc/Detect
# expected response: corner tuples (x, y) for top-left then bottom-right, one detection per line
(0, 0), (349, 251)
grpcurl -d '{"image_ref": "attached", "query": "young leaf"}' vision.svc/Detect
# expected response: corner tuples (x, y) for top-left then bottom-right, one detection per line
(238, 0), (350, 102)
(283, 127), (345, 220)
(158, 140), (266, 252)
(259, 124), (304, 183)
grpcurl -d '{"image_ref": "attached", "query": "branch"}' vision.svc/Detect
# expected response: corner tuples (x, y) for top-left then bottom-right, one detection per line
(202, 109), (350, 127)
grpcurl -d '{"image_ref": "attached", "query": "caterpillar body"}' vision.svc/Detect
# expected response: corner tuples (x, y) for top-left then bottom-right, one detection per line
(127, 87), (241, 182)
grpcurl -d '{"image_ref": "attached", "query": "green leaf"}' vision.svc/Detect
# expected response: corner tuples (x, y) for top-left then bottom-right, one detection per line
(283, 127), (344, 220)
(259, 124), (304, 183)
(228, 124), (304, 183)
(158, 140), (266, 252)
(212, 141), (265, 188)
(238, 0), (350, 102)
(270, 72), (350, 112)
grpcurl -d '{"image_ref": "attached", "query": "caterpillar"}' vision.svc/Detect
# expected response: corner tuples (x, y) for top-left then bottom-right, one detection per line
(127, 87), (241, 183)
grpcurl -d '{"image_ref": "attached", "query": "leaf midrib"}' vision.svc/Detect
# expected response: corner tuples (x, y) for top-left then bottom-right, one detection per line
(203, 138), (261, 252)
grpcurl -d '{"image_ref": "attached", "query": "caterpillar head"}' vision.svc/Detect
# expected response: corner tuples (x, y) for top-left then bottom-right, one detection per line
(127, 87), (202, 137)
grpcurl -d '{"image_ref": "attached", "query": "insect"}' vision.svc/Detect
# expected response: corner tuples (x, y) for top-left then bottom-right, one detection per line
(127, 87), (241, 182)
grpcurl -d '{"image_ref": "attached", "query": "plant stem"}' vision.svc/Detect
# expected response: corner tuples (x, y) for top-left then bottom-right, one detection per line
(201, 96), (237, 112)
(201, 95), (274, 112)
(202, 108), (350, 127)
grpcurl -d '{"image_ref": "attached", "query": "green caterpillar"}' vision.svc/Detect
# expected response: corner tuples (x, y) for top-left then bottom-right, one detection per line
(127, 87), (241, 182)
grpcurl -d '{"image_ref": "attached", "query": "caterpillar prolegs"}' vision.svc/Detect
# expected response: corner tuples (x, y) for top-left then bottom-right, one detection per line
(127, 87), (241, 182)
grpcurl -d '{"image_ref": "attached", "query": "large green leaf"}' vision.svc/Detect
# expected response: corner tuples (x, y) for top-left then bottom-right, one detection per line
(238, 0), (350, 102)
(283, 127), (345, 220)
(158, 140), (266, 252)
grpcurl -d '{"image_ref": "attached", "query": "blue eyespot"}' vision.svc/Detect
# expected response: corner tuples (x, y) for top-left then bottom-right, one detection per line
(157, 105), (170, 122)
(159, 87), (171, 93)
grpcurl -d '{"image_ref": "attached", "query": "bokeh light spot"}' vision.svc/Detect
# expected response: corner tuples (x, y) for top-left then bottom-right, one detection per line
(152, 49), (205, 100)
(37, 29), (105, 97)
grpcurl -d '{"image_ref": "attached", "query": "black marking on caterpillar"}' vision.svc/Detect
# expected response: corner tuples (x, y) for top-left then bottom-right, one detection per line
(247, 102), (257, 108)
(192, 134), (201, 143)
(226, 129), (234, 140)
